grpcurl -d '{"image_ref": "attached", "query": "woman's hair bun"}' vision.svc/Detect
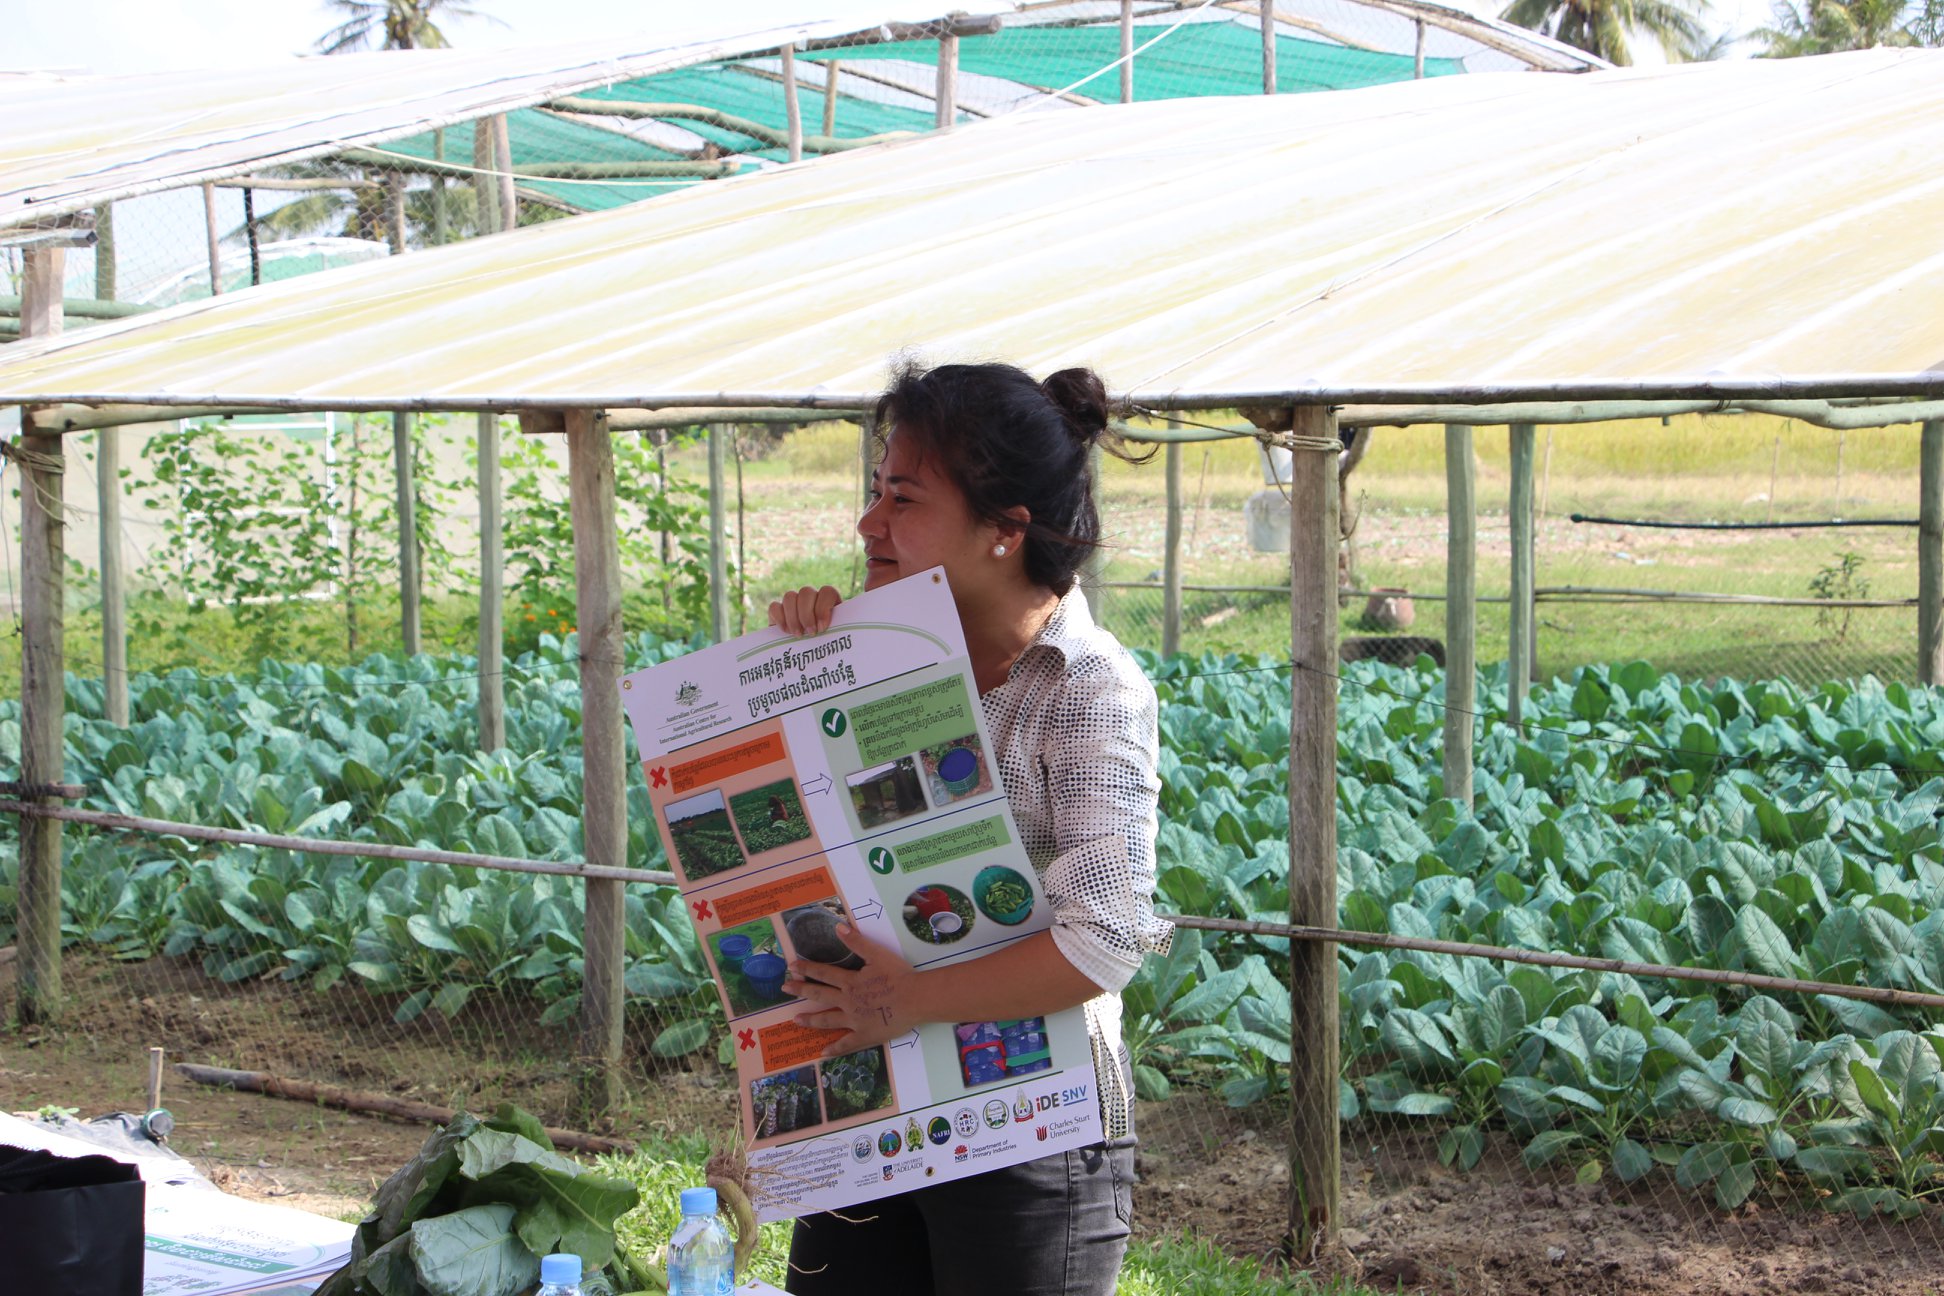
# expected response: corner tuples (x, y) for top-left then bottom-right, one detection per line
(1039, 367), (1111, 443)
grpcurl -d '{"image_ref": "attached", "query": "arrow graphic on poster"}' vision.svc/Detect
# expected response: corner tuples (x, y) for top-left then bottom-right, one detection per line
(887, 1031), (921, 1052)
(801, 774), (832, 797)
(850, 898), (884, 922)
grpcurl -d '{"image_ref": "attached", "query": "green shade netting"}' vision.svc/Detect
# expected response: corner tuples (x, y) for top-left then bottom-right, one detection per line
(582, 64), (938, 149)
(817, 23), (1463, 98)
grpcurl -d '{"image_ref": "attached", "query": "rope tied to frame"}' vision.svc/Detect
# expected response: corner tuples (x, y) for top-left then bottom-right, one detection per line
(1258, 431), (1342, 455)
(0, 438), (66, 475)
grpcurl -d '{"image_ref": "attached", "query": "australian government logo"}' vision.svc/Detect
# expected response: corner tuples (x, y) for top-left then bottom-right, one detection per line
(675, 681), (701, 707)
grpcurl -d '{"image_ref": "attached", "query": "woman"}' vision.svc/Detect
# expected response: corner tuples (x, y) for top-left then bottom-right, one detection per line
(771, 362), (1171, 1296)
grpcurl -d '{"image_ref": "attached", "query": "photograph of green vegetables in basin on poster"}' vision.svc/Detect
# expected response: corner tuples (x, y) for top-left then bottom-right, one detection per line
(920, 734), (991, 804)
(663, 788), (746, 880)
(728, 777), (812, 858)
(819, 1046), (894, 1121)
(753, 1066), (824, 1139)
(709, 916), (793, 1017)
(846, 755), (928, 830)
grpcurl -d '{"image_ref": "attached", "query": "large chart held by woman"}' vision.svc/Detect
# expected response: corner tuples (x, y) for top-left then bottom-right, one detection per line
(619, 568), (1102, 1222)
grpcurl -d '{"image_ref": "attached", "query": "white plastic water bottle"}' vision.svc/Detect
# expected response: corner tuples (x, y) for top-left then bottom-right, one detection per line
(535, 1252), (583, 1296)
(666, 1186), (734, 1296)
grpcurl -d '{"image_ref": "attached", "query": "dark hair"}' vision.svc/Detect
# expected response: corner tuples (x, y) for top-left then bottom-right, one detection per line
(873, 362), (1152, 596)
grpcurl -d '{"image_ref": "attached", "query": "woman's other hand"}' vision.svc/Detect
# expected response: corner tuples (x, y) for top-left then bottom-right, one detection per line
(767, 585), (843, 636)
(785, 923), (919, 1056)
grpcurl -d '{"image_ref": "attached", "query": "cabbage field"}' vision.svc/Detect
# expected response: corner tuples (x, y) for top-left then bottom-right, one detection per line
(4, 635), (1944, 1216)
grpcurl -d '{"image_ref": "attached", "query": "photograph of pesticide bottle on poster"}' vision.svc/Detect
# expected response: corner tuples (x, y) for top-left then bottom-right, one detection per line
(619, 569), (1101, 1223)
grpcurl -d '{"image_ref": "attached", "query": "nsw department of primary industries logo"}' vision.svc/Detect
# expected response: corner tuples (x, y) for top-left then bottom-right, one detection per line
(675, 681), (701, 707)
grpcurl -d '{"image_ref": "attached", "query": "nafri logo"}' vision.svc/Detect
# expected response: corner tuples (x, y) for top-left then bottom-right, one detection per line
(675, 681), (701, 707)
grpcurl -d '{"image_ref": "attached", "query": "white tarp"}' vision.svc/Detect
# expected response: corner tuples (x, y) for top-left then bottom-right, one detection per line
(4, 49), (1942, 407)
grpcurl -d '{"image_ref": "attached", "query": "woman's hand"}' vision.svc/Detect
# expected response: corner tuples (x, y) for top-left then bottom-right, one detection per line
(785, 923), (919, 1056)
(768, 585), (843, 636)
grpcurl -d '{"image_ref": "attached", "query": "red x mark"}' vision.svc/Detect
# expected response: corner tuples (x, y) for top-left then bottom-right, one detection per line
(691, 899), (713, 922)
(738, 1029), (756, 1051)
(650, 766), (668, 789)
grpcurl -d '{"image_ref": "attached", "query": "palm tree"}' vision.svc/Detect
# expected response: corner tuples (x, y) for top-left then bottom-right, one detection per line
(1499, 0), (1713, 64)
(316, 0), (502, 54)
(1758, 0), (1933, 53)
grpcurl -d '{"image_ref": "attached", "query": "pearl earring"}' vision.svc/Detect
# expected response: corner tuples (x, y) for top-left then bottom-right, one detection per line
(993, 544), (1007, 557)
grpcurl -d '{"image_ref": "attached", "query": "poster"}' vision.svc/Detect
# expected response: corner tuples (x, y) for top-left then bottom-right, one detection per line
(619, 569), (1102, 1222)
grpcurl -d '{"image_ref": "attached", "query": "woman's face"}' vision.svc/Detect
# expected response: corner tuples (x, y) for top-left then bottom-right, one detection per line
(856, 429), (996, 593)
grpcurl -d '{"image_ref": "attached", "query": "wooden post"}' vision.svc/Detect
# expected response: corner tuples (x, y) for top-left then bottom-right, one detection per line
(1260, 0), (1277, 93)
(97, 422), (128, 726)
(708, 424), (730, 641)
(431, 129), (448, 246)
(93, 207), (128, 726)
(493, 114), (517, 232)
(393, 413), (421, 655)
(566, 409), (626, 1116)
(386, 173), (407, 255)
(1163, 436), (1183, 656)
(471, 119), (501, 234)
(201, 183), (223, 295)
(1835, 430), (1846, 514)
(822, 60), (841, 137)
(145, 1047), (165, 1112)
(1444, 424), (1476, 806)
(936, 33), (959, 130)
(1413, 19), (1426, 78)
(243, 187), (261, 286)
(1920, 420), (1942, 687)
(93, 202), (116, 302)
(1287, 405), (1340, 1260)
(16, 246), (67, 1025)
(782, 46), (803, 163)
(1507, 424), (1536, 727)
(1082, 445), (1104, 622)
(1768, 435), (1781, 524)
(1120, 0), (1135, 103)
(478, 413), (505, 750)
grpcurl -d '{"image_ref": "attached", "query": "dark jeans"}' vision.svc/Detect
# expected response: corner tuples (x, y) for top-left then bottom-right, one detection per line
(785, 1135), (1136, 1296)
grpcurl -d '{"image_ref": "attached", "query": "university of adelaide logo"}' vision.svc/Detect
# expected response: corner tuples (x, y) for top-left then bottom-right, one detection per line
(675, 681), (701, 708)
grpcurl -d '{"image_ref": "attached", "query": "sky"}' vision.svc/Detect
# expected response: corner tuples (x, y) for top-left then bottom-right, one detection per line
(9, 0), (1766, 75)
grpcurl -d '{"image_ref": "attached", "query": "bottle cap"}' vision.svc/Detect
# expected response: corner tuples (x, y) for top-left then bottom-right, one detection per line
(680, 1186), (718, 1216)
(540, 1253), (582, 1285)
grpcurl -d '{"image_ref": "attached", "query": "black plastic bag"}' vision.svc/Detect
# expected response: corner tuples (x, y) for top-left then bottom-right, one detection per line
(0, 1144), (146, 1295)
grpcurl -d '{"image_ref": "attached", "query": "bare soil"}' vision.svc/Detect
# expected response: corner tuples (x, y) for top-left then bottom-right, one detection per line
(8, 956), (1944, 1294)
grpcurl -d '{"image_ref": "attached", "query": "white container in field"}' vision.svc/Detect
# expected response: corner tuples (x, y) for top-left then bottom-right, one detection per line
(1257, 442), (1293, 485)
(1244, 488), (1290, 553)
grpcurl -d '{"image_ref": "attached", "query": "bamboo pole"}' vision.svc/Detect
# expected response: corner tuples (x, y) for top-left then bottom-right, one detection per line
(1287, 406), (1340, 1261)
(1444, 424), (1476, 806)
(782, 46), (803, 164)
(471, 119), (501, 234)
(1413, 18), (1426, 78)
(1120, 0), (1135, 103)
(709, 425), (731, 641)
(822, 60), (841, 136)
(1920, 420), (1942, 686)
(1507, 424), (1536, 727)
(935, 32), (959, 130)
(1163, 436), (1183, 656)
(393, 412), (421, 654)
(478, 412), (505, 750)
(566, 409), (627, 1117)
(1260, 0), (1277, 93)
(0, 799), (675, 885)
(174, 1066), (635, 1155)
(492, 114), (517, 232)
(146, 1047), (165, 1112)
(16, 246), (66, 1025)
(97, 422), (127, 726)
(200, 184), (222, 295)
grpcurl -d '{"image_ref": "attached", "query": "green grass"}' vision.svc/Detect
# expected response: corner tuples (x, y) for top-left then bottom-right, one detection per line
(598, 1138), (1391, 1296)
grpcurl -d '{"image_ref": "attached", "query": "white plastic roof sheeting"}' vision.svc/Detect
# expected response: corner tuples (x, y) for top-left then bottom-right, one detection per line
(5, 49), (1943, 410)
(0, 3), (963, 227)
